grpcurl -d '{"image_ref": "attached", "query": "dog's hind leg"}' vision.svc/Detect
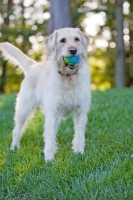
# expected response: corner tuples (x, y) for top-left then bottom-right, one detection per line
(10, 93), (36, 150)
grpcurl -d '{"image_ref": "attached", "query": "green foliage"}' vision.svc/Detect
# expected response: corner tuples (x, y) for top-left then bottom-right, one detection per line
(0, 0), (48, 93)
(89, 48), (116, 89)
(4, 63), (24, 93)
(70, 0), (86, 29)
(0, 89), (133, 199)
(0, 0), (133, 93)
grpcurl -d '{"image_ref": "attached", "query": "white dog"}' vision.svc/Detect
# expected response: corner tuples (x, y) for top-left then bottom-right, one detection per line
(0, 28), (91, 161)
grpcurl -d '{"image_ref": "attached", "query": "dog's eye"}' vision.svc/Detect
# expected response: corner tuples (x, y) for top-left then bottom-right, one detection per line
(60, 38), (66, 43)
(75, 37), (80, 42)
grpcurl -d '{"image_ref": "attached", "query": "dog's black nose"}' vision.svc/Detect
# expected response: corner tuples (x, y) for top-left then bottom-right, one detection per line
(69, 47), (77, 55)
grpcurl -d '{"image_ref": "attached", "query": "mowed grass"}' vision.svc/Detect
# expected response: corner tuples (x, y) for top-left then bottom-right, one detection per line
(0, 89), (133, 200)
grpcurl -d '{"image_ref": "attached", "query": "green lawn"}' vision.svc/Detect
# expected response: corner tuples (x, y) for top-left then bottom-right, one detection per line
(0, 89), (133, 200)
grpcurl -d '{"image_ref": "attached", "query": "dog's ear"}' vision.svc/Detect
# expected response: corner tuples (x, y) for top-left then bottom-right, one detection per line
(44, 30), (57, 56)
(78, 30), (89, 50)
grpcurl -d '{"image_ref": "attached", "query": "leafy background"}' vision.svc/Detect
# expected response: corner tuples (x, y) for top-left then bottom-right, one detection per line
(0, 0), (133, 93)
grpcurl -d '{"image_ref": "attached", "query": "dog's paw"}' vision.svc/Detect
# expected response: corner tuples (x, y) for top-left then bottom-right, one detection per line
(44, 152), (55, 161)
(44, 143), (57, 161)
(72, 138), (85, 154)
(44, 148), (56, 161)
(72, 145), (84, 154)
(45, 155), (55, 162)
(10, 143), (20, 151)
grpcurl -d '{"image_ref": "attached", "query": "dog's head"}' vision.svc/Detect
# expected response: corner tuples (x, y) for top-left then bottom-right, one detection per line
(44, 28), (89, 75)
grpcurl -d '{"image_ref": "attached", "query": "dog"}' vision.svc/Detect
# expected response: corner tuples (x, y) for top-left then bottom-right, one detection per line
(0, 27), (91, 161)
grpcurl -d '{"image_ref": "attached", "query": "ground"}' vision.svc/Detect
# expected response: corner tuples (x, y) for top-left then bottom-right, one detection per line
(0, 89), (133, 199)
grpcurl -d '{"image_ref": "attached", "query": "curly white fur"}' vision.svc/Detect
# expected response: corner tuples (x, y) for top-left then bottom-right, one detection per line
(0, 28), (91, 161)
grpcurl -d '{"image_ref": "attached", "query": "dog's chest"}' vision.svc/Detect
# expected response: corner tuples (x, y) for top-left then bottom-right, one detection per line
(56, 88), (81, 115)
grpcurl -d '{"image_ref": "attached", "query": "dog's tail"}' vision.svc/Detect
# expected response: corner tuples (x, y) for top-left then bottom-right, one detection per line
(0, 42), (36, 74)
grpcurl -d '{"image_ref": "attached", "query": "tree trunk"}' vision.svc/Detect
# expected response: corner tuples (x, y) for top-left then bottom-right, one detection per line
(129, 5), (133, 87)
(115, 0), (125, 88)
(48, 0), (72, 35)
(0, 0), (12, 93)
(0, 61), (7, 93)
(47, 4), (54, 35)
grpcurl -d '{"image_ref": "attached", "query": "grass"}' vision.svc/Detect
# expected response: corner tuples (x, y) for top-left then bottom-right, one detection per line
(0, 89), (133, 200)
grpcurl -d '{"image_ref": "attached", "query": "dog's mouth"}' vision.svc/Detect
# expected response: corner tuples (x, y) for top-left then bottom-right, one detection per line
(58, 56), (79, 76)
(63, 55), (80, 70)
(64, 62), (77, 70)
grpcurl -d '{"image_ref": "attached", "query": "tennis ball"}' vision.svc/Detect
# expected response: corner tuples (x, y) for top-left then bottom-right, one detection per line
(64, 55), (80, 66)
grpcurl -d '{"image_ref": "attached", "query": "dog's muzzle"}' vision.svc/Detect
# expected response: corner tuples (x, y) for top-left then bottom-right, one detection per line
(65, 63), (77, 70)
(63, 55), (80, 70)
(68, 65), (77, 70)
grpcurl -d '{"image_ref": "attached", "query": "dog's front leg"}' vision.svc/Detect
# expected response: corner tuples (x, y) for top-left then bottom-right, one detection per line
(72, 110), (88, 154)
(43, 113), (60, 161)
